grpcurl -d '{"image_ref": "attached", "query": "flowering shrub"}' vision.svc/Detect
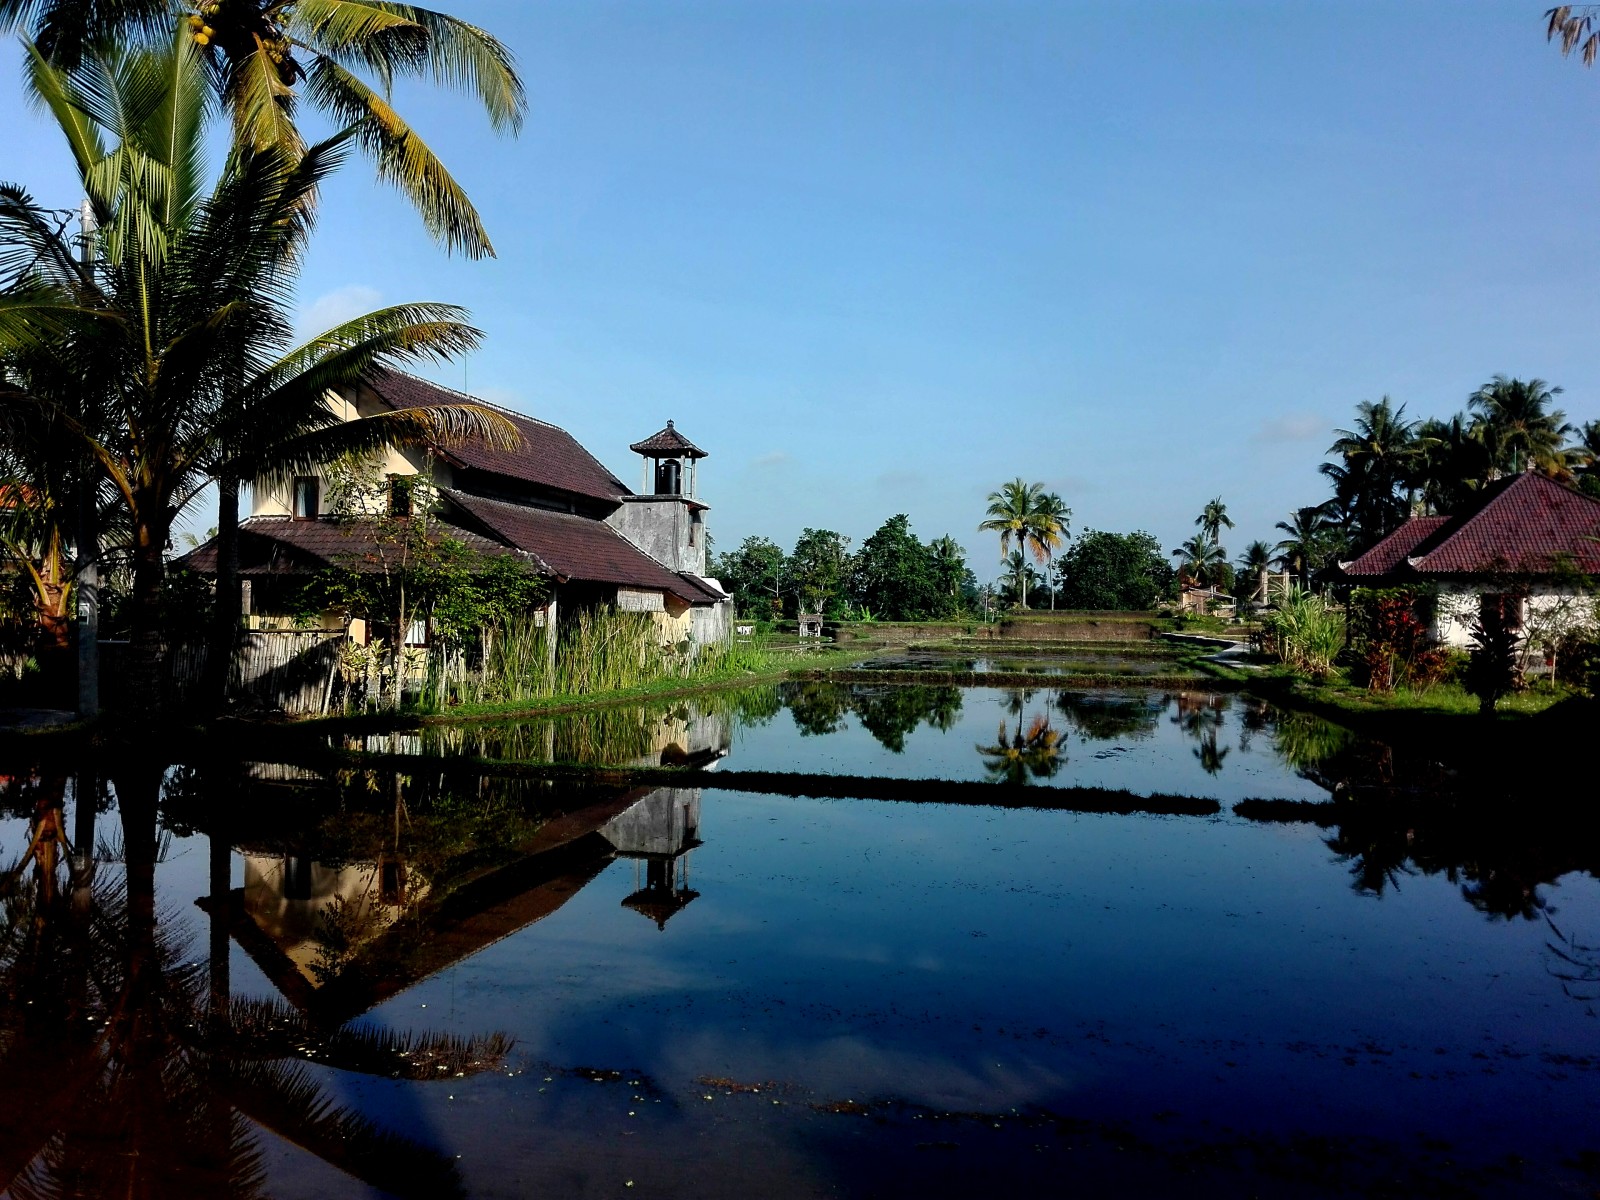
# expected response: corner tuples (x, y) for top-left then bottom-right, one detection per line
(1348, 589), (1448, 692)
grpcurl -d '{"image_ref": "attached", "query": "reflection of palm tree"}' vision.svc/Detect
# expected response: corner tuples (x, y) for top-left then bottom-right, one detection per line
(0, 767), (510, 1199)
(977, 693), (1063, 785)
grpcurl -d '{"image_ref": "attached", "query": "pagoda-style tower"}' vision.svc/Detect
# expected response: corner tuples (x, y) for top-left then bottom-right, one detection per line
(608, 421), (711, 577)
(629, 420), (706, 498)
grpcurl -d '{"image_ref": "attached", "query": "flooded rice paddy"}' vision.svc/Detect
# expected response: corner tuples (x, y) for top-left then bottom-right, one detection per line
(2, 675), (1597, 1198)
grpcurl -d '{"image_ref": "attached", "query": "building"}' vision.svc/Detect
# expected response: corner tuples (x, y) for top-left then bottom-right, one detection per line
(183, 368), (731, 647)
(1337, 472), (1600, 649)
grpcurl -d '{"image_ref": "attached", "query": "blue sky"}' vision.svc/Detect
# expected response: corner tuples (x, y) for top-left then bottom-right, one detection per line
(5, 1), (1600, 577)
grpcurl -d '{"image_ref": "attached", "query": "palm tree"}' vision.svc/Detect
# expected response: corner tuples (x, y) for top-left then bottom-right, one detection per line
(1238, 539), (1273, 606)
(1467, 375), (1573, 478)
(1195, 496), (1234, 544)
(1411, 414), (1494, 515)
(1, 38), (513, 711)
(1036, 491), (1071, 610)
(1321, 397), (1418, 543)
(996, 549), (1041, 609)
(979, 478), (1065, 610)
(1, 0), (525, 259)
(1273, 506), (1336, 591)
(1170, 534), (1225, 589)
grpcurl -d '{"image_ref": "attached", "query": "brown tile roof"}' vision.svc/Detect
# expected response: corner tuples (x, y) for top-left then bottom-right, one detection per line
(1407, 472), (1600, 576)
(1340, 516), (1451, 579)
(443, 490), (724, 604)
(364, 368), (632, 503)
(629, 421), (706, 459)
(179, 516), (521, 577)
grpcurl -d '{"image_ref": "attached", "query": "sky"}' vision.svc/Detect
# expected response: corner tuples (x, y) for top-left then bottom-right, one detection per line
(5, 0), (1600, 577)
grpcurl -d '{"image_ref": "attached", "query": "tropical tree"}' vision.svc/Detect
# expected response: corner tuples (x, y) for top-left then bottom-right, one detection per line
(1549, 5), (1600, 65)
(979, 478), (1066, 610)
(1238, 539), (1273, 606)
(977, 690), (1062, 785)
(1053, 529), (1171, 610)
(927, 534), (969, 617)
(1412, 414), (1495, 515)
(788, 527), (852, 616)
(1170, 534), (1226, 589)
(0, 0), (525, 258)
(1195, 496), (1234, 544)
(1, 37), (511, 711)
(1273, 506), (1338, 591)
(850, 514), (938, 621)
(1467, 375), (1573, 478)
(996, 550), (1042, 609)
(1320, 397), (1419, 544)
(710, 535), (786, 617)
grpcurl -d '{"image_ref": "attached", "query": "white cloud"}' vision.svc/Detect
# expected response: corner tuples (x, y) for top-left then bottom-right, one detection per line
(1251, 412), (1327, 445)
(750, 450), (793, 468)
(297, 284), (384, 336)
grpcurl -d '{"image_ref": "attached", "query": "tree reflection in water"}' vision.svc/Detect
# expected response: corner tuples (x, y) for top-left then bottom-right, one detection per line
(1171, 691), (1230, 775)
(977, 689), (1064, 785)
(0, 758), (511, 1200)
(783, 682), (964, 752)
(1051, 690), (1163, 742)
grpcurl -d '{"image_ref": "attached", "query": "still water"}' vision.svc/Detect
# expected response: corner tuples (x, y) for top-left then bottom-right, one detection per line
(2, 682), (1596, 1198)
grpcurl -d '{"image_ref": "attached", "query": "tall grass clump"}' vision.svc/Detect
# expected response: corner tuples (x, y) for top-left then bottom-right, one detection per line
(1262, 588), (1344, 679)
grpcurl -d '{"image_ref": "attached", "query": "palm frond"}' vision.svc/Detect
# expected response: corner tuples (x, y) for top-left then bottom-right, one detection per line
(304, 53), (493, 257)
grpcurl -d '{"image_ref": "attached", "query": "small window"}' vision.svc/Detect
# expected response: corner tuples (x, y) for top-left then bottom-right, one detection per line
(404, 619), (428, 646)
(292, 476), (319, 519)
(689, 508), (702, 546)
(388, 476), (411, 517)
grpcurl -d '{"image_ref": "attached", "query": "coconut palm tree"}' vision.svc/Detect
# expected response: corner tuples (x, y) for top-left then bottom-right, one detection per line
(1238, 539), (1273, 606)
(0, 0), (525, 259)
(1411, 414), (1495, 516)
(1, 38), (513, 711)
(1170, 535), (1225, 589)
(1273, 506), (1336, 591)
(1321, 397), (1419, 543)
(1195, 496), (1234, 544)
(979, 478), (1065, 610)
(1467, 375), (1573, 478)
(1036, 491), (1071, 610)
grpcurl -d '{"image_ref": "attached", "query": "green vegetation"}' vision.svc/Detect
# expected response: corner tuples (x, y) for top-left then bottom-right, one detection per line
(979, 477), (1067, 610)
(1051, 530), (1173, 610)
(1259, 588), (1344, 678)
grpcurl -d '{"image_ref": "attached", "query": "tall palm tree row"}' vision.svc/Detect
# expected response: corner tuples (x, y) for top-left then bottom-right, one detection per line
(979, 478), (1067, 610)
(0, 0), (526, 258)
(0, 35), (514, 710)
(1305, 378), (1592, 565)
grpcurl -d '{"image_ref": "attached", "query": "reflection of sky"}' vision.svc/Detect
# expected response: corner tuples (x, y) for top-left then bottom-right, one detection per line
(726, 687), (1331, 802)
(344, 792), (1600, 1190)
(3, 765), (1600, 1195)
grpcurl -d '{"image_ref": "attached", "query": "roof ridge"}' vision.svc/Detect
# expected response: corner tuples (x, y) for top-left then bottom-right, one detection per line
(368, 366), (569, 433)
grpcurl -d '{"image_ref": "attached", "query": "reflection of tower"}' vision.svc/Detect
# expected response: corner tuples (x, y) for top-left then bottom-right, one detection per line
(598, 787), (702, 930)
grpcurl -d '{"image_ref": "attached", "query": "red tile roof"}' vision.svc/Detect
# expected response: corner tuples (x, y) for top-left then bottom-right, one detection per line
(364, 368), (632, 503)
(1408, 472), (1600, 576)
(179, 516), (520, 576)
(1338, 473), (1600, 583)
(443, 491), (724, 604)
(629, 421), (706, 459)
(1340, 516), (1451, 578)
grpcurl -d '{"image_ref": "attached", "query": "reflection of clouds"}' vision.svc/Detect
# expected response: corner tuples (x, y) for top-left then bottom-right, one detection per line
(653, 1028), (1080, 1112)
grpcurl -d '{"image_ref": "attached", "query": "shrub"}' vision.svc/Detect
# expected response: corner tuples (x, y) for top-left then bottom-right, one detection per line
(1348, 588), (1447, 692)
(1261, 588), (1344, 679)
(1463, 592), (1525, 714)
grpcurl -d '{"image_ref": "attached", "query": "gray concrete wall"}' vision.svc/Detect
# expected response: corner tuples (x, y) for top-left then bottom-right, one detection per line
(606, 496), (706, 576)
(599, 787), (702, 857)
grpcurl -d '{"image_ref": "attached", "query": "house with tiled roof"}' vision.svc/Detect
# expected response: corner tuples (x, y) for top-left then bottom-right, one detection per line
(1337, 472), (1600, 649)
(183, 368), (730, 646)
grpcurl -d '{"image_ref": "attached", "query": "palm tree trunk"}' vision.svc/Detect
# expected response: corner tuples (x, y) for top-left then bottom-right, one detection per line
(203, 476), (241, 712)
(125, 505), (170, 717)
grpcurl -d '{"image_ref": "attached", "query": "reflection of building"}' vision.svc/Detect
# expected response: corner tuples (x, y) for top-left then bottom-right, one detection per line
(223, 777), (715, 1022)
(600, 788), (702, 929)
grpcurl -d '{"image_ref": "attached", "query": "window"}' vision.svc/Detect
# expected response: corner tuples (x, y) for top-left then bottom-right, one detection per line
(292, 476), (319, 519)
(388, 475), (411, 517)
(689, 508), (702, 547)
(404, 619), (428, 646)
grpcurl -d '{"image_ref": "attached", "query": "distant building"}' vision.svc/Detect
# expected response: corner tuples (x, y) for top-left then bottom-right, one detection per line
(183, 368), (731, 646)
(1337, 472), (1600, 649)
